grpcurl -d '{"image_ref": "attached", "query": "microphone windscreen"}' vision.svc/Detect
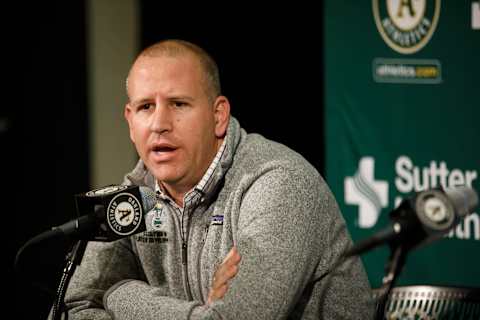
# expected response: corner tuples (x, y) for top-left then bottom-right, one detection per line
(444, 186), (479, 218)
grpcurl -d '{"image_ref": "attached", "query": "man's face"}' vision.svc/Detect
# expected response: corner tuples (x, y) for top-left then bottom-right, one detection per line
(125, 54), (228, 194)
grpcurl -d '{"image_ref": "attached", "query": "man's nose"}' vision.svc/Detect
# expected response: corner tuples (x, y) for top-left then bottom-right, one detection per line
(150, 101), (173, 134)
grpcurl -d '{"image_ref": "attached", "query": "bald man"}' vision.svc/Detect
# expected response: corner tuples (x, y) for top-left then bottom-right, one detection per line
(58, 39), (374, 320)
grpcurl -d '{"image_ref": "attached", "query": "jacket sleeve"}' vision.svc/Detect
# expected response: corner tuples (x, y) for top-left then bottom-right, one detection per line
(102, 166), (373, 320)
(61, 239), (147, 319)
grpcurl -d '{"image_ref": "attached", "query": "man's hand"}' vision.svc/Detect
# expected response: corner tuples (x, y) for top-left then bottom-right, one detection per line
(207, 246), (241, 305)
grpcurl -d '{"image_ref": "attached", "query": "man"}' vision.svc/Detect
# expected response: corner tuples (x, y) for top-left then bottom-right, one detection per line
(61, 39), (374, 319)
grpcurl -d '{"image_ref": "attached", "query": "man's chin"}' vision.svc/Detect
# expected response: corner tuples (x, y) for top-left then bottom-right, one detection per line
(150, 169), (182, 185)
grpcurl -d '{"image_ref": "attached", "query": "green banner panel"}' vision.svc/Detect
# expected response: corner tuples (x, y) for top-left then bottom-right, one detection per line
(325, 0), (480, 288)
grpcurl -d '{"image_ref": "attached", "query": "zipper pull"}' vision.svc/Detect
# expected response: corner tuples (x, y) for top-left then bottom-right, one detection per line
(182, 242), (188, 265)
(202, 223), (210, 243)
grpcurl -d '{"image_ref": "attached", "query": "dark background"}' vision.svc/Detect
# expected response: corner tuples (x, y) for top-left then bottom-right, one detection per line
(7, 2), (325, 318)
(8, 2), (90, 319)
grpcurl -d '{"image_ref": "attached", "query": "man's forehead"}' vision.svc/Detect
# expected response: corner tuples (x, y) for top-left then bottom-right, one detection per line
(128, 62), (204, 100)
(126, 51), (209, 100)
(130, 55), (201, 84)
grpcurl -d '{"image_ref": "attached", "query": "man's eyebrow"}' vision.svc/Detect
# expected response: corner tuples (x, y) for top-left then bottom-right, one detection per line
(130, 95), (195, 106)
(169, 95), (195, 101)
(130, 98), (151, 106)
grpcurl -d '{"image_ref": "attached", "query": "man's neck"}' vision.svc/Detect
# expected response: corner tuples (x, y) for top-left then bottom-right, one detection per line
(158, 182), (189, 208)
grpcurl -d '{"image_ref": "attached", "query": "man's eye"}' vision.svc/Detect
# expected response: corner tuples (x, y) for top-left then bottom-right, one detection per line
(140, 103), (153, 111)
(173, 101), (188, 108)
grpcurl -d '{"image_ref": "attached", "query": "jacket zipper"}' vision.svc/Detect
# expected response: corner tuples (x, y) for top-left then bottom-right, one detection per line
(196, 223), (210, 304)
(181, 210), (193, 300)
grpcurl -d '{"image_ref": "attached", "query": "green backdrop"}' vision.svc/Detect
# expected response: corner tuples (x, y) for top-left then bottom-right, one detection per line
(325, 0), (479, 288)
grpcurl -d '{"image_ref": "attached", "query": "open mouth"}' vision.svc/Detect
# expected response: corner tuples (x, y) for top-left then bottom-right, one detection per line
(153, 146), (176, 152)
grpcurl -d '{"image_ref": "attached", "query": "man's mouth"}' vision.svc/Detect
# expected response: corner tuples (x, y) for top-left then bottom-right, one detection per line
(152, 146), (176, 152)
(150, 144), (178, 161)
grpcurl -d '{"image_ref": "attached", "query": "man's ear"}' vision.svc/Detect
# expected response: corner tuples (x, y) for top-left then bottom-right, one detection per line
(124, 103), (135, 143)
(213, 96), (231, 138)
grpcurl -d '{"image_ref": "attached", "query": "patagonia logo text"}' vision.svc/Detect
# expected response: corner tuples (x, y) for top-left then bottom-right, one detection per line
(211, 215), (224, 226)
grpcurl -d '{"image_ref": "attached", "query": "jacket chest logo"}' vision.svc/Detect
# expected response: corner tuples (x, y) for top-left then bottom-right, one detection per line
(211, 214), (224, 226)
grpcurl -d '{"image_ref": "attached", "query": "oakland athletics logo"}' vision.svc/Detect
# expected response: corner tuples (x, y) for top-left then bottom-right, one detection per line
(107, 193), (143, 236)
(373, 0), (441, 54)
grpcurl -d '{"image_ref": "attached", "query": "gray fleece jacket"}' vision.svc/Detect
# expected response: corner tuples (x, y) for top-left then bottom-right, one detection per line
(62, 117), (374, 319)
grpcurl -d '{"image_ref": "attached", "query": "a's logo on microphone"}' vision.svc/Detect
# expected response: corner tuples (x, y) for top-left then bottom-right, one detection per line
(107, 193), (143, 236)
(345, 157), (389, 228)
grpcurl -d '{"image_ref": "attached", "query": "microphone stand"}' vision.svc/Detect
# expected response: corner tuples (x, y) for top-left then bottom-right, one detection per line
(374, 243), (407, 320)
(51, 239), (87, 320)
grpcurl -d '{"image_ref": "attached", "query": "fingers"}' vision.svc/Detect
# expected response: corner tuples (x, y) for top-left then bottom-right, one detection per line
(222, 246), (241, 266)
(207, 246), (241, 305)
(212, 247), (241, 289)
(218, 247), (241, 279)
(207, 284), (228, 305)
(211, 262), (239, 290)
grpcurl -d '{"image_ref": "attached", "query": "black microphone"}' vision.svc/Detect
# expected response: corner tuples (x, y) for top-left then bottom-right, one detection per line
(53, 185), (158, 241)
(344, 186), (479, 257)
(14, 185), (157, 275)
